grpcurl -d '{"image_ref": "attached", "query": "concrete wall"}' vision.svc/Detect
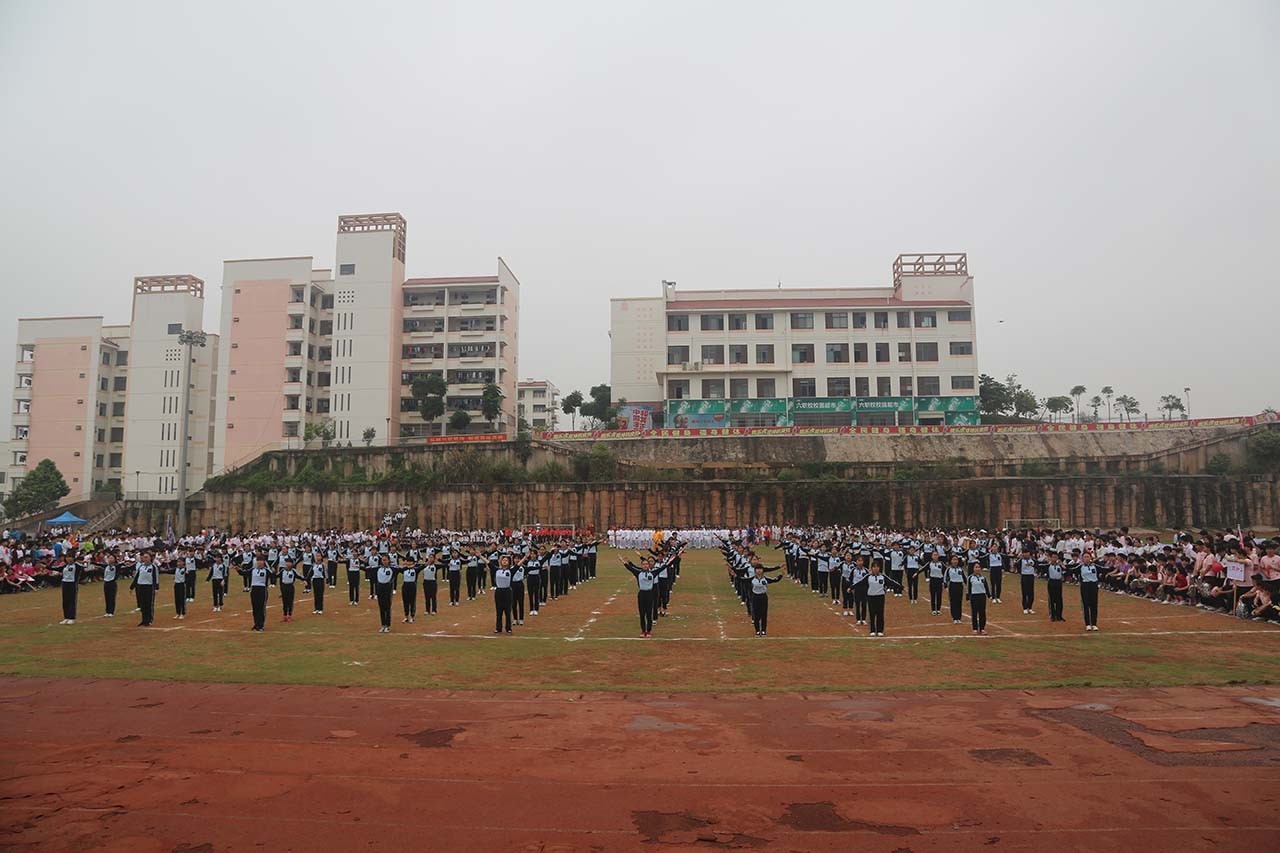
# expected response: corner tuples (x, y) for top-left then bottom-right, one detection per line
(583, 424), (1267, 477)
(141, 474), (1280, 534)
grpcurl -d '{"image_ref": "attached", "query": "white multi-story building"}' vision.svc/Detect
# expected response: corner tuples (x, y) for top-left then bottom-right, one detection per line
(610, 254), (980, 428)
(7, 277), (218, 505)
(517, 380), (560, 430)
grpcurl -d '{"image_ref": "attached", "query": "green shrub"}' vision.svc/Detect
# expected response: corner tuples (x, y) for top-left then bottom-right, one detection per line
(1205, 452), (1233, 475)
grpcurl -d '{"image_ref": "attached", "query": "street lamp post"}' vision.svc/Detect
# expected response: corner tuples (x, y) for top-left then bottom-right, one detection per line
(175, 328), (208, 537)
(134, 470), (140, 500)
(1184, 387), (1192, 420)
(386, 416), (392, 447)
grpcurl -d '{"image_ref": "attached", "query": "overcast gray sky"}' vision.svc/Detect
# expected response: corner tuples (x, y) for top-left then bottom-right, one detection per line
(1, 0), (1276, 432)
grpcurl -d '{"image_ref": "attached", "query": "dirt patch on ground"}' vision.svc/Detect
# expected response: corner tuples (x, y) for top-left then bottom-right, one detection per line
(398, 726), (464, 748)
(777, 802), (919, 836)
(969, 747), (1050, 767)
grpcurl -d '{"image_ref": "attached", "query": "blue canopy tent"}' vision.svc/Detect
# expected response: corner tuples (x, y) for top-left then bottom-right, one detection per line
(46, 511), (87, 526)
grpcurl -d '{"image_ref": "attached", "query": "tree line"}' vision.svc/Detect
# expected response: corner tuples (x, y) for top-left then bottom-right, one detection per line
(979, 374), (1188, 423)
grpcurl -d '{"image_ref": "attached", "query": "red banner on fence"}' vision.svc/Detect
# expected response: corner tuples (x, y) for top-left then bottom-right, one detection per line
(424, 432), (508, 444)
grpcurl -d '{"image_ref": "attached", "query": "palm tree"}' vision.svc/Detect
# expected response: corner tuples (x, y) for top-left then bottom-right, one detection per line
(1115, 394), (1140, 422)
(1045, 396), (1073, 422)
(1159, 394), (1186, 420)
(1100, 386), (1114, 421)
(1069, 385), (1087, 423)
(1088, 395), (1103, 422)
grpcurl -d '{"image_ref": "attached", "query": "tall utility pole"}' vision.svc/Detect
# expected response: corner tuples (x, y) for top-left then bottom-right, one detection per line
(1184, 386), (1192, 419)
(175, 328), (207, 536)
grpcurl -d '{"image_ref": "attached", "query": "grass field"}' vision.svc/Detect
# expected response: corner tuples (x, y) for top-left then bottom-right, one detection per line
(1, 547), (1277, 693)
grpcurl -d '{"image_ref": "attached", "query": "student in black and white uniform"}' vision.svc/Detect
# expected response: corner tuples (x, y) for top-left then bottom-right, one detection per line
(1077, 553), (1101, 631)
(100, 551), (120, 617)
(344, 546), (361, 606)
(184, 551), (198, 604)
(865, 559), (901, 636)
(206, 551), (229, 612)
(130, 552), (159, 627)
(966, 561), (990, 634)
(421, 555), (439, 615)
(986, 546), (1005, 604)
(510, 555), (526, 626)
(446, 551), (463, 606)
(400, 555), (419, 623)
(1044, 550), (1066, 622)
(747, 564), (783, 636)
(374, 555), (396, 633)
(240, 556), (275, 631)
(904, 547), (922, 605)
(621, 555), (659, 637)
(851, 557), (870, 625)
(524, 549), (542, 616)
(493, 555), (514, 634)
(278, 558), (299, 622)
(1017, 552), (1037, 614)
(162, 554), (189, 620)
(308, 556), (327, 614)
(926, 554), (946, 615)
(946, 556), (966, 624)
(58, 557), (84, 624)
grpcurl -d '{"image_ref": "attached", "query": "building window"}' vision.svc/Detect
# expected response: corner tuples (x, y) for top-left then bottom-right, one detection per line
(915, 342), (939, 362)
(951, 375), (976, 390)
(791, 343), (814, 363)
(700, 314), (725, 331)
(915, 311), (937, 328)
(666, 346), (689, 365)
(112, 402), (125, 417)
(877, 377), (892, 396)
(110, 427), (124, 442)
(728, 313), (748, 331)
(321, 294), (335, 309)
(853, 343), (868, 363)
(874, 342), (889, 363)
(947, 309), (971, 322)
(113, 376), (127, 391)
(850, 312), (866, 329)
(855, 377), (869, 397)
(109, 452), (122, 467)
(667, 314), (689, 332)
(917, 376), (941, 395)
(290, 287), (305, 303)
(116, 351), (128, 366)
(792, 378), (816, 398)
(701, 379), (725, 399)
(897, 343), (912, 362)
(339, 263), (355, 275)
(667, 379), (690, 399)
(900, 376), (914, 396)
(949, 341), (974, 356)
(700, 345), (725, 365)
(825, 343), (849, 363)
(283, 421), (299, 437)
(896, 311), (911, 328)
(288, 341), (302, 356)
(285, 395), (300, 410)
(827, 377), (850, 397)
(755, 344), (774, 364)
(729, 344), (748, 365)
(729, 378), (750, 399)
(873, 311), (889, 329)
(790, 312), (814, 330)
(754, 313), (774, 330)
(167, 323), (183, 334)
(756, 378), (776, 398)
(825, 312), (848, 329)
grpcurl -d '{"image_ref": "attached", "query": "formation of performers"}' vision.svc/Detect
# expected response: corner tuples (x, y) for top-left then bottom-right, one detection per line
(32, 530), (601, 634)
(7, 522), (1277, 636)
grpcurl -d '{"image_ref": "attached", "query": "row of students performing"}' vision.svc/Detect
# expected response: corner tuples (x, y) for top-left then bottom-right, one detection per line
(727, 531), (1109, 634)
(618, 541), (685, 636)
(49, 533), (603, 635)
